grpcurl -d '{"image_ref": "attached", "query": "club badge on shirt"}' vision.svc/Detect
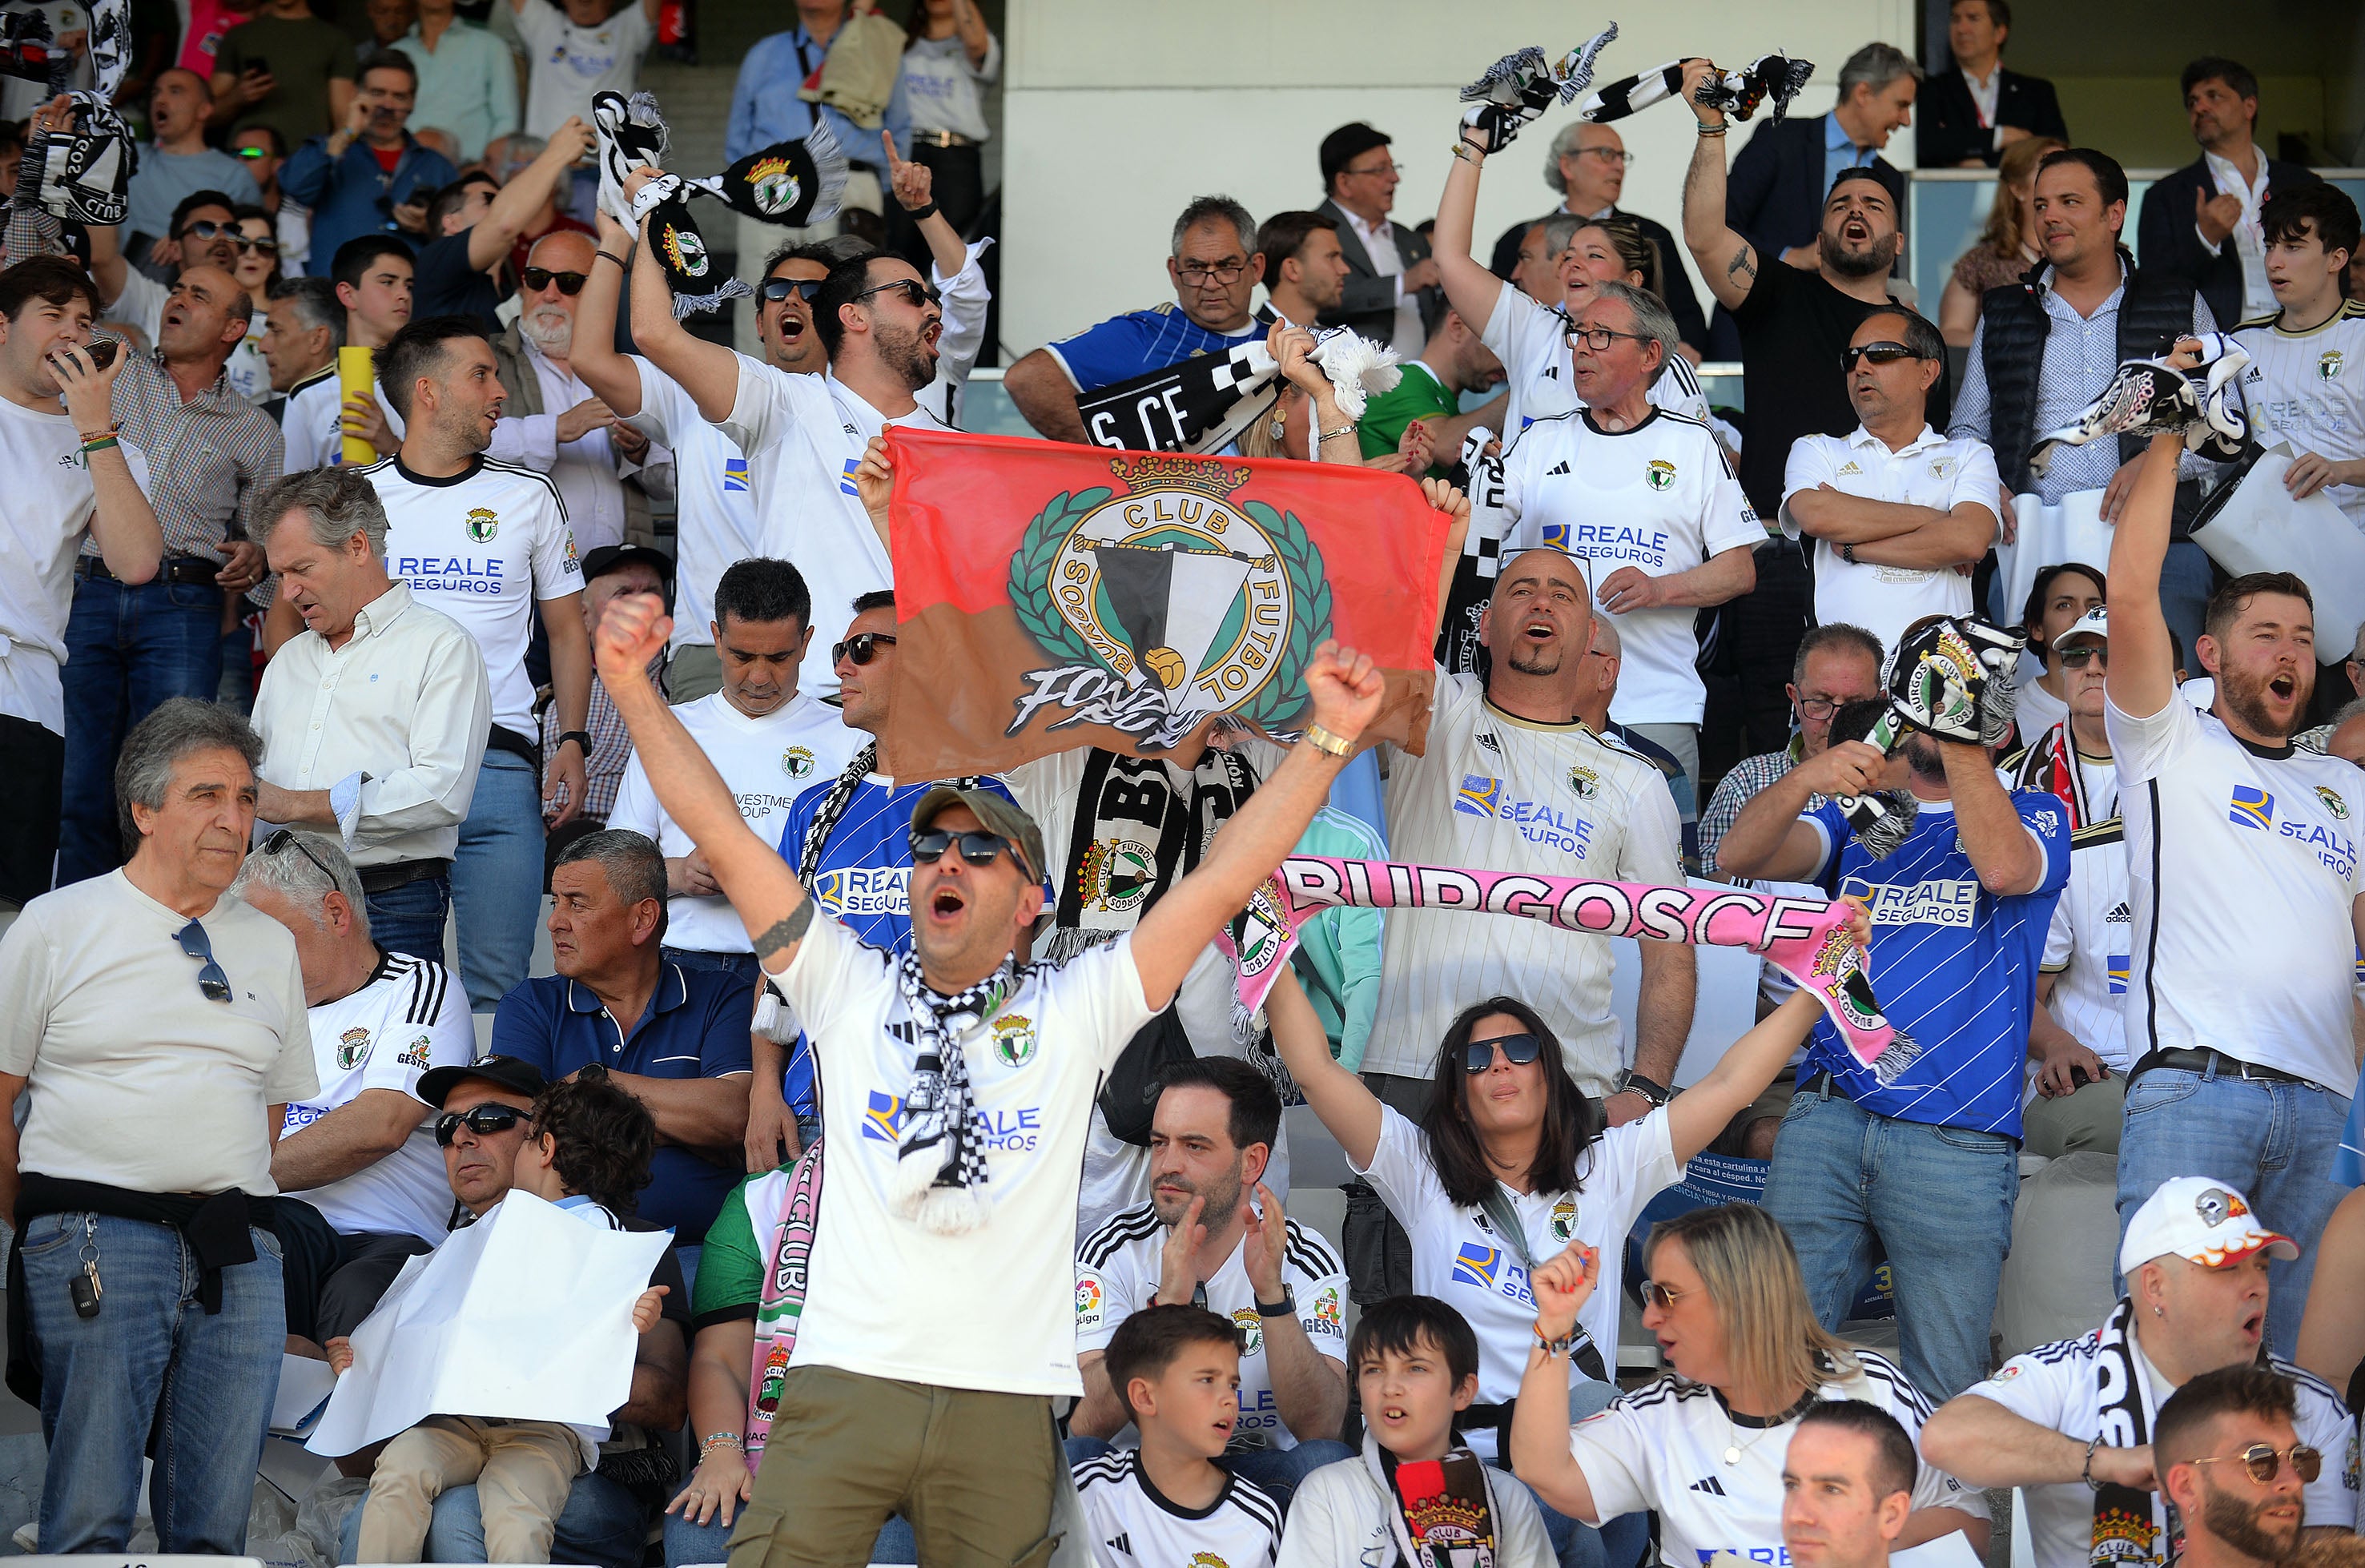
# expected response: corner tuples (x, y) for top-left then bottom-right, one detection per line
(337, 1027), (372, 1069)
(466, 507), (498, 542)
(991, 1015), (1038, 1067)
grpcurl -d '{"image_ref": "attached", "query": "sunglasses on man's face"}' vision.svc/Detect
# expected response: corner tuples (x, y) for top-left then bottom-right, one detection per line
(521, 267), (587, 296)
(759, 275), (824, 304)
(832, 631), (896, 666)
(1844, 340), (1922, 371)
(178, 219), (234, 242)
(851, 277), (939, 312)
(2057, 644), (2109, 669)
(909, 828), (1014, 870)
(2191, 1442), (2323, 1486)
(1461, 1031), (1544, 1074)
(433, 1104), (533, 1147)
(174, 917), (232, 1003)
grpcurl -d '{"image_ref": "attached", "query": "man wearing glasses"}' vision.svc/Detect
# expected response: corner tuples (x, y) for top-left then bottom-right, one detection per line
(1923, 1179), (2356, 1568)
(0, 697), (315, 1554)
(1780, 308), (1999, 660)
(1313, 120), (1438, 354)
(126, 69), (262, 263)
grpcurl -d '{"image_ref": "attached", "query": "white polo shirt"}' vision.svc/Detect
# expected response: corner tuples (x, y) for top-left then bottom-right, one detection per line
(1780, 424), (2000, 656)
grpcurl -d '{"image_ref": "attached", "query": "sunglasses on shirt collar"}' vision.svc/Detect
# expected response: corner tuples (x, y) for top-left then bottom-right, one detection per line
(173, 918), (233, 1003)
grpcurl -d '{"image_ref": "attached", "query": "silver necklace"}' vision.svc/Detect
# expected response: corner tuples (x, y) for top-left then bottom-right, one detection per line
(1722, 1388), (1818, 1465)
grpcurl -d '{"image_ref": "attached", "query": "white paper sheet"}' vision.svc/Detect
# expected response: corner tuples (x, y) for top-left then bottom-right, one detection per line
(2001, 489), (2112, 634)
(306, 1191), (671, 1457)
(2190, 444), (2365, 653)
(269, 1353), (338, 1435)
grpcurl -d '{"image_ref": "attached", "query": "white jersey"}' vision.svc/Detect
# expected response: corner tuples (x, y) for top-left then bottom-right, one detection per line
(1499, 408), (1762, 725)
(1073, 1449), (1282, 1568)
(1277, 1448), (1555, 1568)
(283, 364), (406, 475)
(720, 358), (950, 700)
(1481, 285), (1711, 436)
(1075, 1206), (1347, 1452)
(2234, 299), (2365, 529)
(2106, 694), (2365, 1089)
(609, 690), (859, 955)
(2041, 818), (2132, 1075)
(1568, 1352), (1974, 1568)
(1780, 424), (1998, 657)
(1968, 1330), (2358, 1566)
(0, 397), (148, 733)
(1355, 1103), (1677, 1452)
(621, 356), (759, 654)
(283, 951), (473, 1241)
(369, 453), (582, 735)
(774, 910), (1152, 1396)
(1366, 670), (1683, 1088)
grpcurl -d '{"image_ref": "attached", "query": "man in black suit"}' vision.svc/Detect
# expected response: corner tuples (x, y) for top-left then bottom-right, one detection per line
(1917, 0), (2069, 169)
(2137, 57), (2322, 332)
(1313, 122), (1439, 353)
(1485, 119), (1709, 361)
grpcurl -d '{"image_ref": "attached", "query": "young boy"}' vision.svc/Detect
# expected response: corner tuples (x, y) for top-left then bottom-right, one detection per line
(1073, 1305), (1287, 1568)
(1278, 1297), (1553, 1568)
(2233, 183), (2365, 530)
(334, 1069), (668, 1564)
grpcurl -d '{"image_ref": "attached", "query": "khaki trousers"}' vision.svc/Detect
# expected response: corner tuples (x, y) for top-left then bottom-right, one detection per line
(356, 1414), (584, 1563)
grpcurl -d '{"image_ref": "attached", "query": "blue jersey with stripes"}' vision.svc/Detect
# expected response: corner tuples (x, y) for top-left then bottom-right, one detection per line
(1044, 301), (1269, 393)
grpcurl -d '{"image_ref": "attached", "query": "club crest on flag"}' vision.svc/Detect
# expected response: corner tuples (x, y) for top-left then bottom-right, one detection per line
(1005, 454), (1333, 750)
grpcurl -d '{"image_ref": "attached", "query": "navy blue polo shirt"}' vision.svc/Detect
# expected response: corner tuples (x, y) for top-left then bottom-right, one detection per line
(490, 963), (755, 1244)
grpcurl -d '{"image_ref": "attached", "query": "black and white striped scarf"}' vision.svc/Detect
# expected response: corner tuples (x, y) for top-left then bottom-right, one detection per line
(1579, 52), (1816, 126)
(890, 950), (1029, 1233)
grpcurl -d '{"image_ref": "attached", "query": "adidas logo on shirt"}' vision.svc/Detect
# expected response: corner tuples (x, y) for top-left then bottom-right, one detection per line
(1476, 731), (1502, 753)
(2106, 901), (2130, 923)
(1104, 1535), (1131, 1555)
(1547, 460), (1572, 476)
(1689, 1475), (1728, 1496)
(1837, 460), (1864, 476)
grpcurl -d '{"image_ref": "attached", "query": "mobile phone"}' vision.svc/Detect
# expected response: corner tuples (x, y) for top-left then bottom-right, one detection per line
(57, 338), (117, 370)
(243, 55), (267, 75)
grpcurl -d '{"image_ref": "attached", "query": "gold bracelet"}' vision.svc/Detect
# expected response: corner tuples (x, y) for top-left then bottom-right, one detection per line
(1450, 142), (1482, 164)
(1305, 723), (1355, 758)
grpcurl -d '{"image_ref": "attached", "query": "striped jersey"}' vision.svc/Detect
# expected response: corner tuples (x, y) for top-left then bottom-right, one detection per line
(2234, 299), (2365, 528)
(1072, 1448), (1282, 1568)
(1075, 1204), (1347, 1452)
(1480, 284), (1711, 435)
(1797, 792), (2070, 1136)
(1365, 672), (1683, 1090)
(2040, 818), (2132, 1074)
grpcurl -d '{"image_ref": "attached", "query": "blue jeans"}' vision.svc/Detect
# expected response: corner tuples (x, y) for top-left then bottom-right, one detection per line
(1763, 1088), (2017, 1401)
(56, 572), (227, 886)
(366, 874), (452, 965)
(19, 1210), (284, 1553)
(2117, 1065), (2353, 1357)
(664, 947), (761, 988)
(450, 750), (544, 1011)
(662, 1481), (915, 1566)
(341, 1466), (650, 1568)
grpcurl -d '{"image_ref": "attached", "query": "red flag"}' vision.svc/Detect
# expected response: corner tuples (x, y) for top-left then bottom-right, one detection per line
(881, 429), (1446, 778)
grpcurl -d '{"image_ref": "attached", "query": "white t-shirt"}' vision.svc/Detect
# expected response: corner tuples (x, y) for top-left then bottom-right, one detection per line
(1074, 1449), (1282, 1568)
(227, 321), (272, 404)
(513, 0), (654, 139)
(284, 951), (473, 1240)
(2106, 693), (2365, 1089)
(283, 365), (406, 475)
(2041, 818), (2132, 1075)
(719, 358), (948, 699)
(368, 453), (583, 734)
(2234, 300), (2365, 530)
(1499, 409), (1762, 726)
(0, 873), (315, 1194)
(1568, 1353), (1974, 1568)
(1366, 671), (1683, 1088)
(1481, 286), (1711, 436)
(1780, 424), (1999, 656)
(622, 356), (759, 653)
(774, 910), (1152, 1395)
(1357, 1103), (1675, 1446)
(1277, 1449), (1555, 1568)
(899, 31), (999, 143)
(1075, 1205), (1348, 1452)
(2013, 679), (2070, 751)
(0, 397), (150, 733)
(1967, 1331), (2359, 1566)
(608, 690), (860, 954)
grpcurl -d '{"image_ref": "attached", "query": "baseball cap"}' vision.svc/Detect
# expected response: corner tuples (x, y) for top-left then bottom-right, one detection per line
(2056, 605), (2108, 649)
(910, 786), (1047, 887)
(1320, 122), (1393, 189)
(417, 1054), (549, 1109)
(2118, 1176), (2299, 1276)
(580, 544), (675, 591)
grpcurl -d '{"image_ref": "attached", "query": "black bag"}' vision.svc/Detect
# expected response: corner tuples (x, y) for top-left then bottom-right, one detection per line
(1096, 1005), (1196, 1146)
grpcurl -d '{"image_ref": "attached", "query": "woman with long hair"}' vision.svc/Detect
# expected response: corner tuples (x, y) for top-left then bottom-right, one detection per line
(1508, 1204), (1989, 1566)
(1939, 135), (2066, 347)
(225, 203), (283, 404)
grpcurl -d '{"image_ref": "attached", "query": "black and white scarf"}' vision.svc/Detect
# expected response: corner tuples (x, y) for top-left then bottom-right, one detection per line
(2029, 336), (2251, 478)
(1579, 52), (1816, 126)
(2090, 1297), (2168, 1568)
(1456, 27), (1617, 154)
(1075, 317), (1399, 455)
(890, 949), (1028, 1233)
(1369, 1436), (1503, 1568)
(14, 89), (137, 228)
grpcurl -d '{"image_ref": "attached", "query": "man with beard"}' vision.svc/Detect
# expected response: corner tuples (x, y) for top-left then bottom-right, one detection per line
(1070, 1057), (1352, 1509)
(1681, 58), (1939, 767)
(2104, 426), (2365, 1353)
(623, 166), (948, 699)
(1717, 693), (2069, 1402)
(486, 228), (670, 557)
(2154, 1367), (2316, 1568)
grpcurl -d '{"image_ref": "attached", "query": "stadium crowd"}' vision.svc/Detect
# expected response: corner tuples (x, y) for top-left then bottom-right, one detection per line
(6, 2), (2365, 1566)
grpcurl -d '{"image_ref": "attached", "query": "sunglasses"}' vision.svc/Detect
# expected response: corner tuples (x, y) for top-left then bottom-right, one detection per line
(851, 278), (939, 312)
(235, 144), (269, 159)
(759, 275), (824, 304)
(178, 219), (236, 241)
(173, 918), (232, 1003)
(2191, 1442), (2323, 1486)
(1639, 1278), (1695, 1312)
(235, 235), (279, 255)
(1844, 341), (1923, 371)
(522, 267), (588, 296)
(263, 826), (336, 883)
(909, 828), (1014, 870)
(433, 1103), (533, 1146)
(2057, 645), (2108, 669)
(831, 631), (896, 666)
(1461, 1031), (1543, 1073)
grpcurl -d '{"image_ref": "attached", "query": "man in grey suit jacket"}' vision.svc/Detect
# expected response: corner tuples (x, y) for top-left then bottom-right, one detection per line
(1313, 122), (1440, 352)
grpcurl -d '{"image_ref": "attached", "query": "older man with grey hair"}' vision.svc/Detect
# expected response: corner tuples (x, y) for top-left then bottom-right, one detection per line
(249, 465), (492, 963)
(235, 827), (473, 1345)
(0, 697), (315, 1554)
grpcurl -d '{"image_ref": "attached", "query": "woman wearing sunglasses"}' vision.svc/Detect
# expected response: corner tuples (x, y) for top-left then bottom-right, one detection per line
(1265, 942), (1852, 1558)
(224, 205), (284, 404)
(1509, 1202), (1989, 1568)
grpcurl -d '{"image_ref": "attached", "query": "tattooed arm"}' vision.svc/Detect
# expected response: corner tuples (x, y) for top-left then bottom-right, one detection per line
(593, 591), (818, 975)
(1679, 57), (1760, 313)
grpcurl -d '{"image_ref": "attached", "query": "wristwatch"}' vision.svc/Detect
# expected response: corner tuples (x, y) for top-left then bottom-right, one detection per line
(1255, 1285), (1297, 1319)
(1839, 542), (1860, 565)
(555, 730), (594, 756)
(1614, 1070), (1672, 1108)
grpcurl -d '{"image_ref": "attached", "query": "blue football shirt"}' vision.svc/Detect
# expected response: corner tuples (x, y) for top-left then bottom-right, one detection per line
(1044, 302), (1269, 393)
